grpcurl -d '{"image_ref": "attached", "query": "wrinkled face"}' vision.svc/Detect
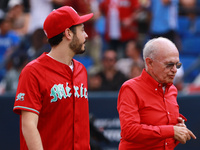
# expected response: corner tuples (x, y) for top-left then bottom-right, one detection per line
(69, 24), (88, 54)
(148, 42), (180, 84)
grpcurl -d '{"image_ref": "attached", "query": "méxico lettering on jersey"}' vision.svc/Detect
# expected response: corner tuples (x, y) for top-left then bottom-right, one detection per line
(50, 82), (88, 102)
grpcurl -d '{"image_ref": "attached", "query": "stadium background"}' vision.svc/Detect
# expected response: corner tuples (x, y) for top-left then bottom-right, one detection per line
(0, 0), (200, 149)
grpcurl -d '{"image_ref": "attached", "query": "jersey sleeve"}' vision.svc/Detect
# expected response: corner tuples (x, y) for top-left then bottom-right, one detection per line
(117, 84), (174, 143)
(13, 65), (42, 115)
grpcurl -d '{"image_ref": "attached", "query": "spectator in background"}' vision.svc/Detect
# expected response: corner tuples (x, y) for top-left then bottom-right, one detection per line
(95, 49), (127, 91)
(179, 0), (199, 38)
(0, 15), (20, 80)
(0, 54), (28, 94)
(179, 0), (197, 16)
(136, 0), (151, 44)
(129, 62), (143, 79)
(115, 40), (144, 78)
(6, 0), (30, 37)
(88, 71), (102, 91)
(27, 28), (50, 61)
(100, 0), (140, 57)
(28, 0), (53, 34)
(149, 0), (179, 44)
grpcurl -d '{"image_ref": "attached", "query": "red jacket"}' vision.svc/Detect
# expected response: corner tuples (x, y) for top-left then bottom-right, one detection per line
(117, 69), (186, 150)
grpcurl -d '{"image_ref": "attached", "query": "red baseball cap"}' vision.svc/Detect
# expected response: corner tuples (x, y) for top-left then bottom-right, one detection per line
(43, 6), (93, 39)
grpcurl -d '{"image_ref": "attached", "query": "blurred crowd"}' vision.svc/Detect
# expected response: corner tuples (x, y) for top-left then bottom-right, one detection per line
(0, 0), (200, 95)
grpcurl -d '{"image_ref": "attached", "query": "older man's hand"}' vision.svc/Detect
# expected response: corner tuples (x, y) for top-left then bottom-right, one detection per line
(174, 126), (196, 144)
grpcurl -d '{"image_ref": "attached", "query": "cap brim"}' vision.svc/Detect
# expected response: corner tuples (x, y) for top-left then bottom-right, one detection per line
(75, 13), (93, 25)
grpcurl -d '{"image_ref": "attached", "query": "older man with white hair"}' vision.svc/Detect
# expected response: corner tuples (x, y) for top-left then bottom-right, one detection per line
(117, 37), (196, 150)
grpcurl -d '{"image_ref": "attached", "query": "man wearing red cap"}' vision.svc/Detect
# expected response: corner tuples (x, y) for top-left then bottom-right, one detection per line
(13, 6), (93, 150)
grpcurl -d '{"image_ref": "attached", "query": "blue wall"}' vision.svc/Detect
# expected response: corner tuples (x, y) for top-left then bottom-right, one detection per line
(0, 92), (200, 150)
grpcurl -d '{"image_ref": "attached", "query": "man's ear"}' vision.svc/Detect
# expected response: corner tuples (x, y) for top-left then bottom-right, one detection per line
(146, 57), (153, 69)
(64, 28), (73, 40)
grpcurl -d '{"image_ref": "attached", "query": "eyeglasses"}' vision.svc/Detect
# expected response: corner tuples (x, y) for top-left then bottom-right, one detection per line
(165, 62), (182, 69)
(153, 59), (182, 69)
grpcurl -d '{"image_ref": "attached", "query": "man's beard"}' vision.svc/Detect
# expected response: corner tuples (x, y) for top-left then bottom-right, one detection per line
(69, 34), (86, 54)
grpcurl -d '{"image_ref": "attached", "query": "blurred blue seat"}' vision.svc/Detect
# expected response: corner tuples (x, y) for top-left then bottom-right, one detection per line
(180, 55), (197, 71)
(180, 37), (200, 56)
(197, 0), (200, 6)
(180, 55), (200, 82)
(177, 16), (190, 38)
(195, 17), (200, 35)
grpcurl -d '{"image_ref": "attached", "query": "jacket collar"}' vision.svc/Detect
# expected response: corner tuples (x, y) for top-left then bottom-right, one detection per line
(141, 69), (173, 93)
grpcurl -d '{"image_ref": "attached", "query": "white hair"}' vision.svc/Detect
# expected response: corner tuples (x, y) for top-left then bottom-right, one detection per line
(143, 37), (176, 68)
